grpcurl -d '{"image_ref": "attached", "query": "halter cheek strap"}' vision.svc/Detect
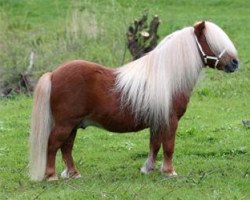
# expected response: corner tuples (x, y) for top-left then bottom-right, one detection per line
(194, 35), (226, 68)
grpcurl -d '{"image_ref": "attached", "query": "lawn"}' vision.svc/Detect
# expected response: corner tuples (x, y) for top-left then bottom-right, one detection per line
(0, 0), (249, 199)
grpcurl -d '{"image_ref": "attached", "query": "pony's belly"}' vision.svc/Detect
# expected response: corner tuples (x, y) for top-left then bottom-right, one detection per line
(77, 119), (103, 129)
(78, 118), (146, 133)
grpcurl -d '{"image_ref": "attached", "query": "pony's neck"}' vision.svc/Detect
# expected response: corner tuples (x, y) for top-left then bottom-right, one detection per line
(115, 26), (203, 129)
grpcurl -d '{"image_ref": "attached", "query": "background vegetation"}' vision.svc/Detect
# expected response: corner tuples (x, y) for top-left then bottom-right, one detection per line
(0, 0), (249, 199)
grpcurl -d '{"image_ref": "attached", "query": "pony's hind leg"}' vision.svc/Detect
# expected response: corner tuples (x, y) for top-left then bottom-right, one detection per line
(60, 128), (81, 179)
(141, 130), (162, 174)
(161, 117), (178, 176)
(45, 124), (74, 181)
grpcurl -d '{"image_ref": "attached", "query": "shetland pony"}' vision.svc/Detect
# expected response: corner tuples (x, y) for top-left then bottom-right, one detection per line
(29, 21), (239, 181)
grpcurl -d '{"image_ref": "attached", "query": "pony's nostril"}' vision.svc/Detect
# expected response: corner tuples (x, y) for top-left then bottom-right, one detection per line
(232, 59), (238, 65)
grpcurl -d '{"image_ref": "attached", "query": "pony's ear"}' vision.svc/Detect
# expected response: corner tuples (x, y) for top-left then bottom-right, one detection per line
(194, 21), (205, 37)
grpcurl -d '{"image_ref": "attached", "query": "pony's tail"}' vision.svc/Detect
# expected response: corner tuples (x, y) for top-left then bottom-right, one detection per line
(29, 72), (52, 181)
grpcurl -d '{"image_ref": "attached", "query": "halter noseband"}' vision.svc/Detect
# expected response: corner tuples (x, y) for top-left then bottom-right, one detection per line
(194, 35), (226, 68)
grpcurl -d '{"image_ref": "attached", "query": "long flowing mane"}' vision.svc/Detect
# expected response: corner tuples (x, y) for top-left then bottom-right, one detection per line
(115, 22), (237, 130)
(115, 27), (202, 129)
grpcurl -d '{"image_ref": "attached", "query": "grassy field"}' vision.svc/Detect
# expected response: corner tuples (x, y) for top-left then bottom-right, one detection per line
(0, 0), (250, 199)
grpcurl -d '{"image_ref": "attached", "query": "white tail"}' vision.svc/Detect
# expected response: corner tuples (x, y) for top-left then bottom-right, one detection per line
(29, 72), (52, 181)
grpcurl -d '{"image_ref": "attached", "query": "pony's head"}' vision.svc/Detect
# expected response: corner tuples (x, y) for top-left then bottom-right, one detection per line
(194, 21), (239, 73)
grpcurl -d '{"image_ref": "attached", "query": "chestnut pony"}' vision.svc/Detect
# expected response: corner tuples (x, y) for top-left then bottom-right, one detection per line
(29, 21), (239, 181)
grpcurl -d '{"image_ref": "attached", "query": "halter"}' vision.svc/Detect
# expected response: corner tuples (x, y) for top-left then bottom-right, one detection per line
(194, 35), (226, 68)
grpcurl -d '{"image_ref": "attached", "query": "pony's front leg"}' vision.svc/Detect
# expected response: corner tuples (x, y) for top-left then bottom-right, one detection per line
(161, 117), (178, 176)
(141, 130), (162, 174)
(60, 129), (81, 179)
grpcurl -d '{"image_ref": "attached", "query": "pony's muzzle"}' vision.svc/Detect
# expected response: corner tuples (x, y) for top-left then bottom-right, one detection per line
(224, 58), (239, 73)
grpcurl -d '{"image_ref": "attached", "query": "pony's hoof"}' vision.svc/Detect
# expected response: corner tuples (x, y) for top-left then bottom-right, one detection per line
(166, 171), (177, 176)
(140, 166), (154, 174)
(47, 175), (59, 181)
(161, 169), (177, 177)
(61, 169), (81, 179)
(73, 173), (81, 179)
(61, 169), (69, 178)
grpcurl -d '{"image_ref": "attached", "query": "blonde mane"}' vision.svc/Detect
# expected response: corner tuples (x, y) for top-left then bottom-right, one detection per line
(115, 21), (237, 129)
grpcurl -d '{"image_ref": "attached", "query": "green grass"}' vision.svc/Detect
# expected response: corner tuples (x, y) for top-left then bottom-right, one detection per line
(0, 92), (249, 199)
(0, 0), (250, 199)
